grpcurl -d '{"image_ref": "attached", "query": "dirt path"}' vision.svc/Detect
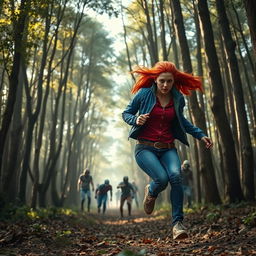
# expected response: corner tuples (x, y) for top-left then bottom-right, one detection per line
(1, 206), (256, 255)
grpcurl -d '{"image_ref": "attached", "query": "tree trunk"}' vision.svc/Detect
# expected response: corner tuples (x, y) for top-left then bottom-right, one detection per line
(151, 0), (158, 61)
(231, 2), (256, 81)
(172, 0), (221, 204)
(243, 0), (256, 68)
(216, 0), (254, 200)
(2, 67), (24, 203)
(121, 4), (135, 81)
(19, 57), (44, 203)
(38, 3), (86, 207)
(138, 0), (158, 64)
(218, 34), (239, 157)
(0, 0), (29, 178)
(159, 0), (168, 60)
(197, 0), (244, 202)
(235, 32), (256, 139)
(31, 1), (61, 209)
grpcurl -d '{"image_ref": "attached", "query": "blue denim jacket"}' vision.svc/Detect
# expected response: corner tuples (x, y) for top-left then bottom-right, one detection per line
(122, 85), (206, 146)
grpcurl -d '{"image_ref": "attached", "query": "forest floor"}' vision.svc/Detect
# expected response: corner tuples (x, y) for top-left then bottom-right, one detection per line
(0, 203), (256, 256)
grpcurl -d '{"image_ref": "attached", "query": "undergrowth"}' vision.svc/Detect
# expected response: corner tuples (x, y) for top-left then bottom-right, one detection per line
(0, 204), (76, 222)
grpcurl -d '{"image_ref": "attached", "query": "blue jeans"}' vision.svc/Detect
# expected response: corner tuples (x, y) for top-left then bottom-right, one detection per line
(183, 185), (192, 207)
(80, 189), (91, 211)
(80, 189), (91, 200)
(97, 194), (108, 213)
(135, 144), (183, 225)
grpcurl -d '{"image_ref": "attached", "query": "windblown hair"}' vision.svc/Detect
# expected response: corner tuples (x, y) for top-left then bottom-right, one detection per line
(131, 61), (203, 95)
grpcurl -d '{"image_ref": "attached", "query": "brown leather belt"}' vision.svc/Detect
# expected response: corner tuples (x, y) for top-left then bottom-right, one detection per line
(137, 140), (175, 149)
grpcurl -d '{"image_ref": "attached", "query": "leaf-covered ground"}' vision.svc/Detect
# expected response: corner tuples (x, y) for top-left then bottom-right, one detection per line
(0, 203), (256, 256)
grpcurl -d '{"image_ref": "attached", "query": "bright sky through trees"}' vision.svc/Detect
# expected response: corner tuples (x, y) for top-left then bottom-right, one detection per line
(87, 5), (131, 199)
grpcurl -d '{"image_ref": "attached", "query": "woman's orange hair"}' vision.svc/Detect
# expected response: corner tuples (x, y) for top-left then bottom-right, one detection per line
(131, 61), (203, 95)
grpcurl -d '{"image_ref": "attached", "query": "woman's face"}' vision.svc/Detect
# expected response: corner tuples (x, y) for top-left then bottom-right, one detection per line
(155, 72), (174, 95)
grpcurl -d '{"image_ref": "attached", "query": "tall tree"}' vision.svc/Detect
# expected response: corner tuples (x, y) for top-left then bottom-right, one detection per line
(243, 0), (256, 69)
(2, 69), (24, 202)
(159, 0), (168, 60)
(197, 0), (244, 203)
(121, 2), (135, 81)
(19, 1), (52, 204)
(0, 0), (30, 181)
(172, 0), (221, 204)
(216, 0), (254, 200)
(30, 0), (65, 209)
(138, 0), (158, 64)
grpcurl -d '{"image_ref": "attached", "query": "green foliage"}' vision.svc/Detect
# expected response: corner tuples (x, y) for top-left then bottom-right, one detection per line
(117, 249), (146, 256)
(206, 211), (221, 222)
(228, 201), (248, 209)
(0, 205), (76, 222)
(0, 204), (31, 222)
(242, 212), (256, 227)
(153, 202), (171, 216)
(30, 223), (46, 232)
(86, 0), (119, 17)
(96, 249), (108, 255)
(55, 230), (72, 238)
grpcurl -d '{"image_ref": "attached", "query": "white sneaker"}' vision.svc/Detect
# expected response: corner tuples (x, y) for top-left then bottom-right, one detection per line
(173, 221), (188, 240)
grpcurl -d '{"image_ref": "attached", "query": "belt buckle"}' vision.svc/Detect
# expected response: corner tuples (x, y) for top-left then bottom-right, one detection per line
(153, 141), (162, 149)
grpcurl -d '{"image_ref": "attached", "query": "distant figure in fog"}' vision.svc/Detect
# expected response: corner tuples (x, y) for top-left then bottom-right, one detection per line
(181, 160), (193, 208)
(95, 179), (112, 214)
(117, 176), (135, 217)
(95, 184), (100, 199)
(115, 190), (121, 207)
(132, 181), (139, 208)
(78, 168), (94, 212)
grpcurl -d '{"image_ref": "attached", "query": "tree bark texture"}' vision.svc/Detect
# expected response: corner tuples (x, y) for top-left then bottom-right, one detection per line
(197, 0), (244, 202)
(172, 0), (221, 204)
(138, 0), (158, 65)
(2, 68), (24, 202)
(243, 0), (256, 69)
(0, 0), (30, 179)
(216, 0), (254, 200)
(159, 0), (168, 60)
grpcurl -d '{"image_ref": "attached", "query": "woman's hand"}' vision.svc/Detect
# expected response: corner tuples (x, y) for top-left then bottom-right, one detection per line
(136, 113), (150, 125)
(201, 136), (213, 149)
